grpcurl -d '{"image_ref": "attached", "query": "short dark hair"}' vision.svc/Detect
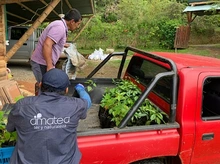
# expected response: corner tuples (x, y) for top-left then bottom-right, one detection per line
(64, 9), (82, 22)
(41, 83), (66, 95)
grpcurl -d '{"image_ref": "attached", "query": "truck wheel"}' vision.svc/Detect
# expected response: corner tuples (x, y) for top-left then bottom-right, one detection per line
(131, 158), (164, 164)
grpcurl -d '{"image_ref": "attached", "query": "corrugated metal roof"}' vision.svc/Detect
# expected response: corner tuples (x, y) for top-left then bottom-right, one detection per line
(183, 4), (220, 16)
(3, 0), (95, 26)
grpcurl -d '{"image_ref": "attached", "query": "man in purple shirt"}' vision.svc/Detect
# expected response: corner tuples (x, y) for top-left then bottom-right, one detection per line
(31, 9), (82, 84)
(7, 68), (91, 164)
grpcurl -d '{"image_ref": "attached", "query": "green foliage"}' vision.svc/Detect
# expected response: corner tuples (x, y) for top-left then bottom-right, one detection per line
(191, 15), (220, 34)
(74, 0), (219, 50)
(14, 95), (24, 102)
(100, 79), (168, 126)
(0, 110), (17, 147)
(0, 96), (23, 147)
(102, 13), (118, 23)
(84, 80), (97, 92)
(157, 20), (182, 49)
(136, 99), (167, 125)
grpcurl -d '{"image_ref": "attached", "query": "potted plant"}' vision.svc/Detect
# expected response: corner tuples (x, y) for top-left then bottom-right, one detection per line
(0, 95), (23, 163)
(0, 108), (17, 163)
(99, 79), (168, 128)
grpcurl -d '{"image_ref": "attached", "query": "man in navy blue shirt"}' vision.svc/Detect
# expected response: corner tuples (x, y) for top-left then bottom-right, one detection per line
(7, 68), (91, 164)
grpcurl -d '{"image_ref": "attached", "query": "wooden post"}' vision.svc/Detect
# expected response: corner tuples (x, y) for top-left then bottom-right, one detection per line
(174, 25), (191, 51)
(5, 0), (61, 62)
(0, 5), (6, 57)
(0, 5), (8, 81)
(73, 15), (94, 42)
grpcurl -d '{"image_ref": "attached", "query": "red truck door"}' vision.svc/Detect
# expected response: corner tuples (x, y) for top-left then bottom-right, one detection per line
(191, 73), (220, 164)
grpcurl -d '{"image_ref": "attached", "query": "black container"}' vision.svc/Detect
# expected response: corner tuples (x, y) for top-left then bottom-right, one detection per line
(98, 106), (115, 128)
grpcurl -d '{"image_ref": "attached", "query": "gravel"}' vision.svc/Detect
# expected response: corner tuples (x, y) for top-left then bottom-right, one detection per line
(7, 62), (35, 82)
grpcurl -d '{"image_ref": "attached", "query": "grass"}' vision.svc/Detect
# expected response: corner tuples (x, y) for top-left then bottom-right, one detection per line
(76, 44), (220, 79)
(175, 48), (211, 56)
(79, 45), (220, 59)
(182, 46), (220, 58)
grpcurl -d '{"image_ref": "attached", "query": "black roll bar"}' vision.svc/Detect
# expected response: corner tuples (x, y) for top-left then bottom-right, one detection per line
(118, 47), (178, 128)
(86, 52), (127, 79)
(85, 46), (178, 128)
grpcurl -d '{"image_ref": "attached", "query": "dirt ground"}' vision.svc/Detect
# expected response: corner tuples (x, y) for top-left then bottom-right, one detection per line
(9, 56), (123, 96)
(9, 45), (220, 96)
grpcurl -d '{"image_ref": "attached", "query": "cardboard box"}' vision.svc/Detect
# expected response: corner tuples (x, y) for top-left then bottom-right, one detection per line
(0, 80), (22, 109)
(3, 81), (22, 103)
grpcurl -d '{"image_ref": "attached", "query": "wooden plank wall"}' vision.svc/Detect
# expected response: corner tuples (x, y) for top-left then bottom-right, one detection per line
(0, 5), (6, 57)
(174, 25), (191, 50)
(0, 5), (8, 81)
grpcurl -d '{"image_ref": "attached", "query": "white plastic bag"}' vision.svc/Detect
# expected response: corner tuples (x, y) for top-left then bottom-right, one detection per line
(88, 48), (108, 60)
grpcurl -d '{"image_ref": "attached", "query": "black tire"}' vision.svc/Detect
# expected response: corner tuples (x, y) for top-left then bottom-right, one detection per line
(131, 158), (164, 164)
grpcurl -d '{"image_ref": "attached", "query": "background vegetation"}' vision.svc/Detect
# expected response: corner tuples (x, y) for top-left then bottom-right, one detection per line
(68, 0), (220, 52)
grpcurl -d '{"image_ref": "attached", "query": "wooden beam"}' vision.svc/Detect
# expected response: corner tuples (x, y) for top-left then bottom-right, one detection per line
(16, 2), (50, 21)
(0, 0), (36, 5)
(5, 0), (61, 62)
(90, 0), (95, 15)
(189, 1), (215, 6)
(73, 15), (94, 42)
(7, 12), (29, 21)
(0, 5), (6, 56)
(17, 2), (41, 17)
(65, 0), (72, 9)
(40, 0), (59, 16)
(7, 20), (18, 25)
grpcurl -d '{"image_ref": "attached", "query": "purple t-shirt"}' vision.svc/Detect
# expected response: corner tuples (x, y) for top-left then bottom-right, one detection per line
(31, 19), (67, 66)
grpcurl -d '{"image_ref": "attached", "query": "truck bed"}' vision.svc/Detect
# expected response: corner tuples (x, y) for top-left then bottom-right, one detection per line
(76, 103), (180, 138)
(77, 104), (101, 131)
(70, 78), (180, 137)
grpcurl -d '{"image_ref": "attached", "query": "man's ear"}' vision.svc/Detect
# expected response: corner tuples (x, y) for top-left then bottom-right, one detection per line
(71, 19), (75, 24)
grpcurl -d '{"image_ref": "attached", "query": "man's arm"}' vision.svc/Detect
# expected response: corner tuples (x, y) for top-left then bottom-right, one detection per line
(75, 84), (92, 109)
(43, 37), (55, 71)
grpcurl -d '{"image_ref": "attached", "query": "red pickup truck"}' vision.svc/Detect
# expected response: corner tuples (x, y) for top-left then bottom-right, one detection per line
(68, 46), (220, 164)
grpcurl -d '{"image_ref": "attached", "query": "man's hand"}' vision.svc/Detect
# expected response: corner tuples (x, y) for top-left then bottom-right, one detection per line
(64, 43), (70, 48)
(47, 65), (55, 72)
(75, 83), (85, 92)
(74, 83), (91, 109)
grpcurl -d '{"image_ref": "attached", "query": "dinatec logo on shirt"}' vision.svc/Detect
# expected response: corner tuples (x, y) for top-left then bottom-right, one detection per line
(30, 113), (70, 130)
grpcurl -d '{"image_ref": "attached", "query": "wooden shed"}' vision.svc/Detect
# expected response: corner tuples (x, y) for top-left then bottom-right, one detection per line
(174, 0), (220, 50)
(0, 0), (95, 81)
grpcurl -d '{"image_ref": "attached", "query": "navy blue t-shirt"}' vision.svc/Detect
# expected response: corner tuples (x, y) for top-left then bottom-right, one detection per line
(7, 92), (88, 164)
